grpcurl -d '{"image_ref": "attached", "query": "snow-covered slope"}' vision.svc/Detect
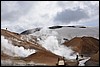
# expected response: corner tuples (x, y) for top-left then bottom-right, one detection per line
(54, 26), (99, 40)
(20, 28), (42, 35)
(21, 26), (99, 41)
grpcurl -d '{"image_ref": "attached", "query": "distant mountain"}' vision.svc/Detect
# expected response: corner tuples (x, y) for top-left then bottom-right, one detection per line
(20, 27), (42, 35)
(20, 25), (87, 34)
(20, 25), (99, 40)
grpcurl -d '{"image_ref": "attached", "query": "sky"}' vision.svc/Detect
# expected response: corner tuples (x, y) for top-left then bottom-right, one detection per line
(1, 1), (99, 33)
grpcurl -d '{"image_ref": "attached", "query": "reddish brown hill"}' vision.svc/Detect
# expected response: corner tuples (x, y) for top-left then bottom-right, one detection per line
(63, 36), (99, 56)
(24, 51), (61, 66)
(1, 29), (46, 51)
(1, 29), (21, 39)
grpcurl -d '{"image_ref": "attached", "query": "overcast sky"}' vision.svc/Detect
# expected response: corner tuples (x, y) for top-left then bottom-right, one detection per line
(1, 1), (99, 33)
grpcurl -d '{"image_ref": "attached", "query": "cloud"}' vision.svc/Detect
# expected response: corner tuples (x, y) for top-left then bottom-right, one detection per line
(1, 1), (99, 33)
(1, 1), (34, 21)
(84, 1), (99, 16)
(54, 8), (89, 24)
(54, 1), (99, 26)
(1, 1), (59, 33)
(57, 1), (76, 10)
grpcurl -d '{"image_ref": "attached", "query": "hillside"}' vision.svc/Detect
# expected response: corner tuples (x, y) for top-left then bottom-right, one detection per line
(1, 26), (99, 66)
(63, 36), (99, 56)
(1, 29), (78, 66)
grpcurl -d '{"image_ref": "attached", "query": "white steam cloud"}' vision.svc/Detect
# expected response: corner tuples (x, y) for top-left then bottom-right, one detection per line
(1, 36), (36, 57)
(40, 36), (76, 59)
(33, 28), (91, 65)
(31, 28), (77, 59)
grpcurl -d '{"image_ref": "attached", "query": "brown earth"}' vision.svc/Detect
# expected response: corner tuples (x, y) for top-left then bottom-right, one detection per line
(63, 36), (99, 56)
(24, 51), (61, 66)
(85, 51), (99, 66)
(1, 29), (46, 51)
(24, 51), (79, 66)
(1, 52), (13, 60)
(90, 51), (99, 62)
